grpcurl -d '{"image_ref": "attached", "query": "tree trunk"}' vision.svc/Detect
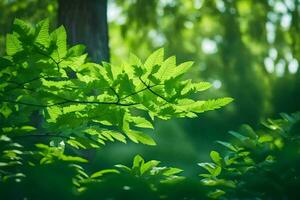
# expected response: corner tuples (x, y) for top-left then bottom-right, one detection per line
(58, 0), (110, 62)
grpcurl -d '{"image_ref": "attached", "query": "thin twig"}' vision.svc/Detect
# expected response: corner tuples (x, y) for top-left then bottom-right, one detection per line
(139, 77), (170, 103)
(1, 99), (139, 108)
(119, 84), (162, 100)
(4, 76), (45, 93)
(33, 45), (61, 71)
(12, 133), (71, 140)
(109, 86), (120, 103)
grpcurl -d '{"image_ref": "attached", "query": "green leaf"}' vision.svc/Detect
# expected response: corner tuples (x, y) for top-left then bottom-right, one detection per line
(129, 116), (154, 129)
(0, 162), (8, 167)
(101, 130), (127, 143)
(133, 154), (144, 169)
(239, 124), (258, 139)
(258, 135), (273, 143)
(208, 189), (226, 199)
(3, 173), (25, 182)
(198, 162), (221, 176)
(144, 48), (164, 70)
(6, 34), (23, 55)
(13, 18), (34, 38)
(129, 53), (142, 66)
(155, 56), (176, 81)
(194, 82), (212, 92)
(115, 164), (131, 172)
(0, 135), (11, 142)
(91, 169), (119, 178)
(163, 167), (183, 176)
(228, 131), (249, 141)
(171, 61), (194, 78)
(180, 81), (212, 95)
(35, 19), (50, 48)
(126, 129), (156, 145)
(216, 141), (238, 152)
(123, 116), (156, 145)
(60, 155), (88, 163)
(20, 126), (36, 132)
(141, 160), (160, 175)
(210, 151), (222, 165)
(51, 25), (67, 60)
(201, 178), (235, 188)
(133, 64), (145, 76)
(0, 103), (13, 118)
(68, 44), (86, 57)
(194, 97), (233, 113)
(67, 139), (87, 149)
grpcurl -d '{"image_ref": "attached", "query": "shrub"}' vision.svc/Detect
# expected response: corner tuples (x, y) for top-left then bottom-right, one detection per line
(198, 112), (300, 199)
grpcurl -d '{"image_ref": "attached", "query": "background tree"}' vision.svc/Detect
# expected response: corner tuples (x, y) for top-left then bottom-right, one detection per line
(58, 0), (110, 62)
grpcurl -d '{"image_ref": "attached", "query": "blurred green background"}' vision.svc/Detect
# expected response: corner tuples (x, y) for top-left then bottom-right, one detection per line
(1, 0), (299, 176)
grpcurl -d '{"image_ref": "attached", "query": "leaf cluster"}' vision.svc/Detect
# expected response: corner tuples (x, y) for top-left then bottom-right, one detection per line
(0, 18), (232, 200)
(198, 112), (300, 199)
(0, 19), (232, 148)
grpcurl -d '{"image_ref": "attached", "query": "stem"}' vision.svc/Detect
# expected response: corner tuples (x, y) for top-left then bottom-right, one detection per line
(119, 84), (162, 100)
(12, 134), (70, 140)
(1, 99), (139, 108)
(139, 77), (170, 103)
(109, 86), (120, 103)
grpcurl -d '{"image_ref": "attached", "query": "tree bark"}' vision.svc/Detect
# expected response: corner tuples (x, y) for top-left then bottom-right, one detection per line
(58, 0), (110, 62)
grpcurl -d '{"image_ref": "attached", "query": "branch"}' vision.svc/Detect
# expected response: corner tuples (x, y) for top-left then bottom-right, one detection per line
(119, 84), (162, 100)
(12, 133), (71, 140)
(1, 98), (139, 108)
(4, 76), (45, 93)
(33, 45), (61, 71)
(11, 132), (105, 148)
(64, 99), (139, 107)
(139, 77), (170, 103)
(109, 86), (120, 103)
(16, 76), (44, 86)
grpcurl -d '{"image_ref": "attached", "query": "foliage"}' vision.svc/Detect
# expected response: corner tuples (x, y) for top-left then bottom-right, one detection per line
(0, 18), (232, 146)
(79, 155), (194, 200)
(1, 12), (299, 199)
(74, 112), (300, 199)
(1, 1), (300, 177)
(198, 112), (300, 199)
(111, 0), (300, 129)
(1, 0), (300, 131)
(0, 0), (299, 198)
(0, 19), (231, 199)
(0, 0), (57, 55)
